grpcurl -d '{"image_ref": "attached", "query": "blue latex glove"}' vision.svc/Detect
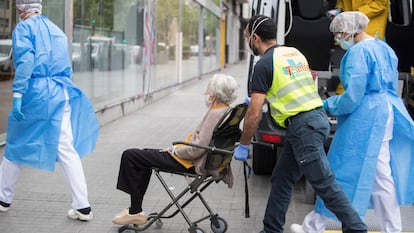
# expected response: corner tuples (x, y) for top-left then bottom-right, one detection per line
(12, 97), (24, 121)
(244, 97), (251, 105)
(234, 144), (249, 161)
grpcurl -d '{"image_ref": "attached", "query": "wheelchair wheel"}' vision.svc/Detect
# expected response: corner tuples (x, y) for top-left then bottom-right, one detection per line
(210, 217), (228, 233)
(195, 227), (205, 233)
(155, 219), (163, 229)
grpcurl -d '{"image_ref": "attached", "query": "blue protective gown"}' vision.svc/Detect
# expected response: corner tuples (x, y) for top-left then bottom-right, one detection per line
(5, 15), (99, 172)
(314, 39), (414, 219)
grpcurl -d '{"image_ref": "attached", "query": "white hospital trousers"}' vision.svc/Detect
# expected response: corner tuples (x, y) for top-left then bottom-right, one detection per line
(0, 89), (90, 210)
(302, 103), (401, 233)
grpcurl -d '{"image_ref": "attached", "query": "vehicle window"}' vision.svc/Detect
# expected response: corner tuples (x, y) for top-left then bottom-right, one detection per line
(0, 45), (11, 57)
(389, 0), (413, 25)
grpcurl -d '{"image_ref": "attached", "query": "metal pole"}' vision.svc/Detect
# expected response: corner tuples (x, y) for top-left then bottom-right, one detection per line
(198, 6), (204, 77)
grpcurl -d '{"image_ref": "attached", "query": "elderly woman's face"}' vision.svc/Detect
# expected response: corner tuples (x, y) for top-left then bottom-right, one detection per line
(204, 84), (218, 107)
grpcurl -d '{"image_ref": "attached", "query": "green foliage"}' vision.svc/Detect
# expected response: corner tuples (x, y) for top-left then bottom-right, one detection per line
(156, 0), (200, 46)
(156, 0), (179, 43)
(73, 0), (115, 30)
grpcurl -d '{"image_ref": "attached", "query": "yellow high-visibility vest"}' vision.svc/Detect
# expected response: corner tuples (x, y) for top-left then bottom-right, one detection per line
(266, 46), (322, 127)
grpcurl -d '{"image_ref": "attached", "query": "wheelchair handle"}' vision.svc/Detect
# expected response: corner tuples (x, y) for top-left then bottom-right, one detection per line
(172, 141), (233, 154)
(250, 140), (274, 149)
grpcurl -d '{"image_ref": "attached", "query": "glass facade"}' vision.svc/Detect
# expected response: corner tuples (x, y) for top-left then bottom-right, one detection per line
(70, 0), (221, 111)
(72, 0), (150, 110)
(0, 0), (16, 134)
(0, 0), (244, 136)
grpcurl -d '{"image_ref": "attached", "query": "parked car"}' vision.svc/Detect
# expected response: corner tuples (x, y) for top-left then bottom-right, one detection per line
(72, 42), (100, 72)
(190, 44), (199, 56)
(71, 43), (82, 71)
(130, 45), (142, 64)
(97, 43), (130, 71)
(0, 39), (13, 80)
(85, 36), (130, 71)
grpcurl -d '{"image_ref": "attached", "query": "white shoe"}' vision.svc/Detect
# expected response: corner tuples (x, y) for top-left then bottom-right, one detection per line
(290, 224), (307, 233)
(67, 209), (94, 221)
(0, 205), (9, 212)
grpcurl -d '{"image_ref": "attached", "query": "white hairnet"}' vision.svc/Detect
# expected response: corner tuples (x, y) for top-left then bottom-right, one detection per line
(329, 11), (369, 34)
(16, 0), (42, 14)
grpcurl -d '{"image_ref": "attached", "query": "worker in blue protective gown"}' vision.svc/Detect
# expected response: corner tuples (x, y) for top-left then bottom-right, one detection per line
(0, 0), (99, 221)
(291, 11), (414, 233)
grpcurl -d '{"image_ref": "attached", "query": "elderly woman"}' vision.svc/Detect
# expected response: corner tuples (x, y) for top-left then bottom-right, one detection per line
(112, 74), (239, 226)
(291, 11), (414, 233)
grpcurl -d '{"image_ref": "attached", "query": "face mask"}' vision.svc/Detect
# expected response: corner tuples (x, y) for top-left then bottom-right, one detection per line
(338, 34), (355, 50)
(249, 39), (260, 56)
(205, 94), (213, 107)
(246, 36), (260, 56)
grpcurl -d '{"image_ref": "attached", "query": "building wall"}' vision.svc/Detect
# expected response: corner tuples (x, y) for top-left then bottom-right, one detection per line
(0, 0), (13, 39)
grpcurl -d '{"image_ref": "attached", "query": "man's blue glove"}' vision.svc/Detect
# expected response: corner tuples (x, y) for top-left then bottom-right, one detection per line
(12, 97), (24, 121)
(234, 144), (249, 161)
(244, 97), (251, 105)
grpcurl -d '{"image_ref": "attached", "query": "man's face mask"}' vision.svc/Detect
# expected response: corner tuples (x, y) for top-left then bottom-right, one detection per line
(246, 34), (260, 56)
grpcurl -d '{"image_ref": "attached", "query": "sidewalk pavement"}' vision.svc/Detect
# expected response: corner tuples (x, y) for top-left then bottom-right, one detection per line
(0, 61), (412, 233)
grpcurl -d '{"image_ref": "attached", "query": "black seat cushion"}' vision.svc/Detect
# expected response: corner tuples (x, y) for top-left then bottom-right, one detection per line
(285, 0), (334, 71)
(285, 16), (333, 71)
(386, 22), (414, 73)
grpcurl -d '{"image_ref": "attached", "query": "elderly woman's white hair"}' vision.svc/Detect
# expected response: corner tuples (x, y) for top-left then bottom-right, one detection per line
(16, 0), (42, 14)
(208, 74), (239, 105)
(329, 11), (370, 34)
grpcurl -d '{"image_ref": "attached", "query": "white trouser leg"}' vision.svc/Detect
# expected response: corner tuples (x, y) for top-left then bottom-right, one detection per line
(372, 140), (401, 233)
(303, 103), (400, 233)
(0, 158), (22, 204)
(372, 102), (401, 233)
(58, 90), (90, 210)
(302, 210), (329, 233)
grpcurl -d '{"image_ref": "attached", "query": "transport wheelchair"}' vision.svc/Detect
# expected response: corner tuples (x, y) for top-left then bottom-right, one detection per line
(118, 103), (248, 233)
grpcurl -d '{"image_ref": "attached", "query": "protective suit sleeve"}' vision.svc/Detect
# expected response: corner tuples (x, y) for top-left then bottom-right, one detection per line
(12, 23), (35, 95)
(324, 48), (368, 116)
